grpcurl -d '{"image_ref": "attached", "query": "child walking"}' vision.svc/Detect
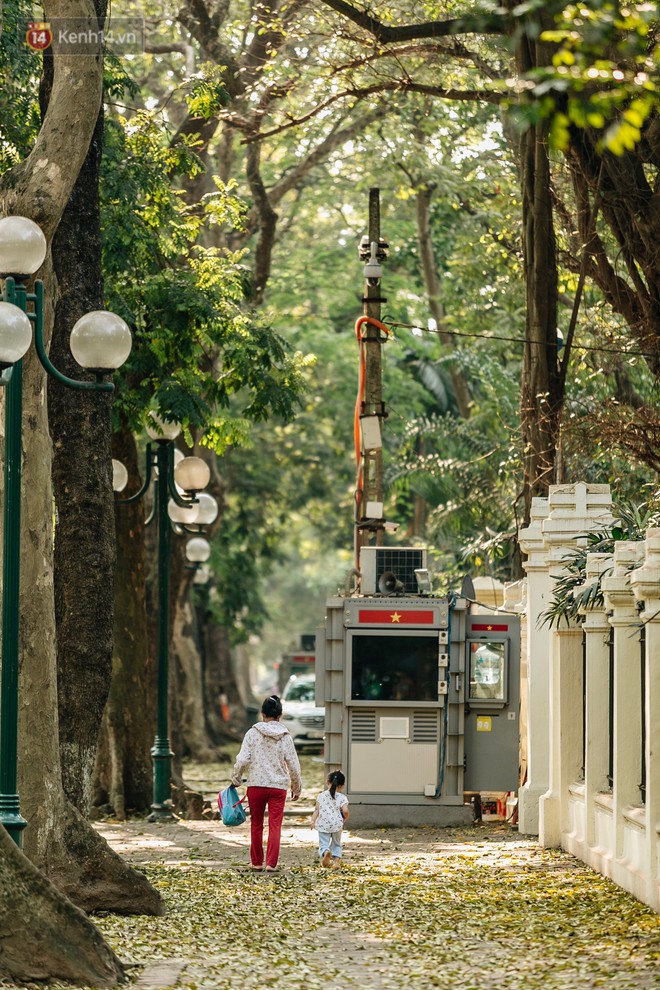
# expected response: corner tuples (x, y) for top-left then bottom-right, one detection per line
(311, 770), (349, 869)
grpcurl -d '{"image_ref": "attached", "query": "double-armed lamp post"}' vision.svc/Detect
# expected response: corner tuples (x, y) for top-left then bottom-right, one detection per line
(114, 417), (216, 819)
(0, 215), (132, 846)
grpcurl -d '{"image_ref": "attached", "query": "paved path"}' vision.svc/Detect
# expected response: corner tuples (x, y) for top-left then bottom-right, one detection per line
(94, 816), (660, 990)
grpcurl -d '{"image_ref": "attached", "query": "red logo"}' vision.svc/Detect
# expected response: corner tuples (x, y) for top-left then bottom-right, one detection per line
(26, 22), (53, 50)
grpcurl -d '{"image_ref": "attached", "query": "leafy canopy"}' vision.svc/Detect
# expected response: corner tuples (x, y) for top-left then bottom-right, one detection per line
(101, 106), (311, 449)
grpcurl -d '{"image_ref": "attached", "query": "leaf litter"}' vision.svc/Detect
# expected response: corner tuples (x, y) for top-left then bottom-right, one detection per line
(53, 756), (659, 989)
(91, 826), (659, 988)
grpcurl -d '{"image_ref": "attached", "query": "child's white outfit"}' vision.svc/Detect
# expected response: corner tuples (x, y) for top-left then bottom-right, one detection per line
(315, 788), (348, 861)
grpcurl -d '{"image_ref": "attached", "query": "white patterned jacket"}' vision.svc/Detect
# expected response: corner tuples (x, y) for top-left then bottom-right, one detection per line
(231, 720), (302, 796)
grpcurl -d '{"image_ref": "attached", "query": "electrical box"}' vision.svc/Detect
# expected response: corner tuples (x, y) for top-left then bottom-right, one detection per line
(317, 591), (520, 826)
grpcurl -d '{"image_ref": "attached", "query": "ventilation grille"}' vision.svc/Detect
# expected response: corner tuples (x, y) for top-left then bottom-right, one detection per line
(412, 711), (439, 743)
(360, 547), (426, 595)
(350, 710), (377, 742)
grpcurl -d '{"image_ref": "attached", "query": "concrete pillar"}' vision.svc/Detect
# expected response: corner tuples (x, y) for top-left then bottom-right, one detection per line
(503, 580), (527, 794)
(539, 483), (614, 848)
(579, 554), (613, 847)
(517, 497), (550, 835)
(602, 542), (644, 858)
(471, 576), (505, 611)
(630, 529), (660, 907)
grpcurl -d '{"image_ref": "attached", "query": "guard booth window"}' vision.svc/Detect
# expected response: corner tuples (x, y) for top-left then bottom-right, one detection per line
(351, 634), (439, 702)
(468, 641), (506, 703)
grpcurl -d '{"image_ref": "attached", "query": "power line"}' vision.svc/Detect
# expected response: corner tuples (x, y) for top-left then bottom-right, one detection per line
(383, 320), (658, 360)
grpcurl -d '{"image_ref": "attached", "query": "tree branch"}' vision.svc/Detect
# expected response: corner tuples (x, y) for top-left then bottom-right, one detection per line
(243, 79), (502, 141)
(268, 106), (388, 206)
(318, 0), (508, 43)
(0, 0), (104, 237)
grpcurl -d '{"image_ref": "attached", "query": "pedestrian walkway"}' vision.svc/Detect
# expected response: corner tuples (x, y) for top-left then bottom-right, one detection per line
(94, 816), (660, 990)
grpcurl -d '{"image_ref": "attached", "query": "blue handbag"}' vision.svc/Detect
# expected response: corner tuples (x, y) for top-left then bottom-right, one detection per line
(218, 785), (247, 826)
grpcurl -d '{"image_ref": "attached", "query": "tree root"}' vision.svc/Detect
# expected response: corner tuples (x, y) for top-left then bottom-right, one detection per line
(0, 827), (126, 986)
(29, 801), (166, 916)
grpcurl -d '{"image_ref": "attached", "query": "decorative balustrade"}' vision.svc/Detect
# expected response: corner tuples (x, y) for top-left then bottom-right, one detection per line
(518, 491), (660, 912)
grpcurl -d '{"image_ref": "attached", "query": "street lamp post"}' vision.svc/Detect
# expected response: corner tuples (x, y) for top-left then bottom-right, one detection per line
(115, 420), (214, 819)
(0, 215), (132, 846)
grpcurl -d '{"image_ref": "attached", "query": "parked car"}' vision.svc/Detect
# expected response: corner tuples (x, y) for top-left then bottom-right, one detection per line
(281, 674), (325, 750)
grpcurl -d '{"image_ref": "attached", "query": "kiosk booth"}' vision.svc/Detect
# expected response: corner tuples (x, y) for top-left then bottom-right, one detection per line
(316, 548), (520, 826)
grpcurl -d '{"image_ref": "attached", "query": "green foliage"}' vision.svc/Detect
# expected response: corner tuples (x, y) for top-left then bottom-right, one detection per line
(0, 0), (41, 171)
(388, 347), (523, 587)
(508, 0), (659, 154)
(540, 493), (660, 628)
(98, 0), (659, 653)
(185, 64), (231, 118)
(101, 109), (309, 448)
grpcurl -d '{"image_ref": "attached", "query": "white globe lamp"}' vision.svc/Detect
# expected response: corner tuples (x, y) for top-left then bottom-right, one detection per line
(175, 456), (210, 493)
(0, 216), (47, 276)
(186, 537), (211, 563)
(0, 303), (33, 367)
(168, 498), (199, 525)
(112, 459), (128, 493)
(146, 411), (181, 442)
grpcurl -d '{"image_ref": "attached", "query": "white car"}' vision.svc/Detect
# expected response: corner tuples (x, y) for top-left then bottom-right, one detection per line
(281, 674), (325, 750)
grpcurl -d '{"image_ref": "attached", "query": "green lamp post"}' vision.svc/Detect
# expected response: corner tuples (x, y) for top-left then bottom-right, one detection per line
(115, 419), (214, 819)
(0, 215), (132, 846)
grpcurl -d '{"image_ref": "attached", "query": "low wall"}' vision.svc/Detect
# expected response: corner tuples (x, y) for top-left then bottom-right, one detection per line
(518, 485), (660, 913)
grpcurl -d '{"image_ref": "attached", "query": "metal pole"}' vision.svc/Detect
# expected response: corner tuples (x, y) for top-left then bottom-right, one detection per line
(149, 441), (175, 819)
(356, 188), (387, 560)
(0, 279), (27, 844)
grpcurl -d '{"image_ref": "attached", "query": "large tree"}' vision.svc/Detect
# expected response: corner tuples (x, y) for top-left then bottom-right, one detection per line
(0, 0), (158, 979)
(309, 0), (660, 524)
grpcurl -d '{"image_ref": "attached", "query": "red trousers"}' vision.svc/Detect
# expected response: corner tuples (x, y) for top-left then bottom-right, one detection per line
(246, 786), (287, 869)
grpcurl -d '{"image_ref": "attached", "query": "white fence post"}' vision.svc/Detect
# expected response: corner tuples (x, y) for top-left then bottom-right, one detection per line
(517, 497), (550, 834)
(630, 530), (660, 909)
(602, 542), (645, 859)
(539, 483), (614, 848)
(581, 554), (613, 848)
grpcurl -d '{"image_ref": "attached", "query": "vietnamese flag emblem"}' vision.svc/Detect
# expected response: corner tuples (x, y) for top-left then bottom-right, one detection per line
(358, 609), (435, 625)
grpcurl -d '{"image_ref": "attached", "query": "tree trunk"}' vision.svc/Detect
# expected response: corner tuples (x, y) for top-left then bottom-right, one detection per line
(0, 0), (162, 967)
(15, 265), (163, 918)
(0, 826), (125, 986)
(415, 184), (472, 418)
(202, 614), (244, 742)
(37, 11), (163, 910)
(517, 27), (561, 526)
(48, 105), (115, 816)
(170, 541), (217, 766)
(95, 422), (154, 816)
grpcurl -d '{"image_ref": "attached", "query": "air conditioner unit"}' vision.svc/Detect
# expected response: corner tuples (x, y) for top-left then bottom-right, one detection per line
(360, 547), (427, 595)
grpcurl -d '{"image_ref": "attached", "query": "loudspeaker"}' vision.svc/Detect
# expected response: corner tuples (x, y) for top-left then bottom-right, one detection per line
(360, 547), (427, 595)
(378, 571), (404, 594)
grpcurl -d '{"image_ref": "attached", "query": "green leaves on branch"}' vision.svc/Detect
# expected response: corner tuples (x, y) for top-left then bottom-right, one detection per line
(540, 494), (660, 628)
(185, 65), (231, 119)
(506, 0), (658, 154)
(101, 110), (308, 450)
(0, 0), (41, 171)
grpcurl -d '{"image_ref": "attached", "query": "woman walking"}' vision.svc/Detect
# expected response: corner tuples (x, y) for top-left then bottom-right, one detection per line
(231, 695), (302, 872)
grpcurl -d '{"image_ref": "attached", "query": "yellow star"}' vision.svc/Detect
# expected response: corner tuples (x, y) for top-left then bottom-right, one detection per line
(390, 612), (401, 623)
(487, 624), (493, 630)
